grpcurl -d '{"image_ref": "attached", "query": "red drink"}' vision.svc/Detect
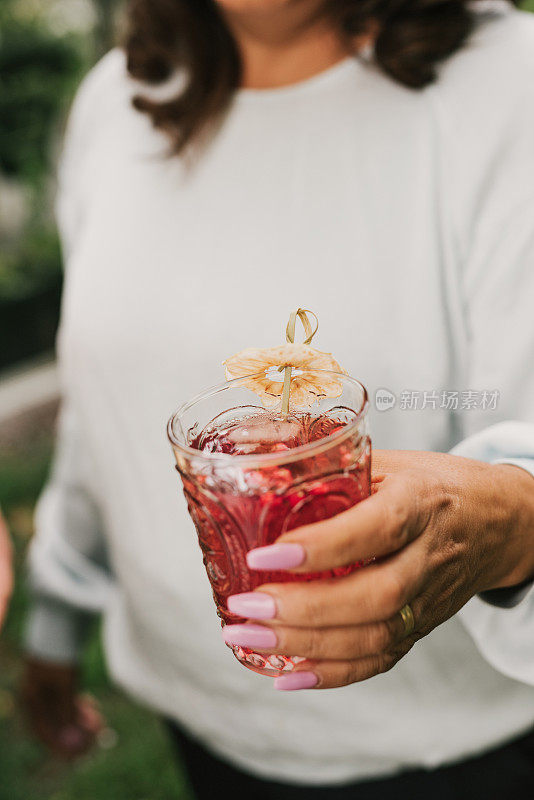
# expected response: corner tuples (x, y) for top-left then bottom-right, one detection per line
(173, 401), (371, 676)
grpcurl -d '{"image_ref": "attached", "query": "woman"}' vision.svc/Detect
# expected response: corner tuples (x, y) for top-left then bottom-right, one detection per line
(24, 0), (534, 797)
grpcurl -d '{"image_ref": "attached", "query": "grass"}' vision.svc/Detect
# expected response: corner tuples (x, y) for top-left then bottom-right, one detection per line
(0, 417), (192, 800)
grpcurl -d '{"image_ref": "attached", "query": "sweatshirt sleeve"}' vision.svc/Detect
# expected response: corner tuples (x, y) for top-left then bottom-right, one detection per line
(24, 53), (124, 663)
(436, 16), (534, 683)
(449, 191), (534, 684)
(25, 404), (115, 662)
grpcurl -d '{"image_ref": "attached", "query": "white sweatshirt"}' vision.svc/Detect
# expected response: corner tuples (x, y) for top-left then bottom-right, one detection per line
(26, 6), (534, 785)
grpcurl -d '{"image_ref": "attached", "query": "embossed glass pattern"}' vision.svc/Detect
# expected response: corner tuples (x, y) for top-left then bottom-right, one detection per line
(168, 370), (371, 677)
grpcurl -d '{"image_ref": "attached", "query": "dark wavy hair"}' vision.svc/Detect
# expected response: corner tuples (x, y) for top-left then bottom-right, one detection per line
(126, 0), (518, 153)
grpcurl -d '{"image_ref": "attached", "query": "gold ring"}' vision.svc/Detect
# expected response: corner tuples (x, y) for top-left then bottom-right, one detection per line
(399, 604), (415, 637)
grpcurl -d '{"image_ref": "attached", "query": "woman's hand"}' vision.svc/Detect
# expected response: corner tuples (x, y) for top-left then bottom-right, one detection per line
(223, 450), (534, 690)
(22, 659), (103, 758)
(0, 510), (13, 630)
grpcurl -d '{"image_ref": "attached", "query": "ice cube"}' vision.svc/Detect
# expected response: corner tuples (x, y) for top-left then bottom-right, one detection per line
(225, 413), (304, 453)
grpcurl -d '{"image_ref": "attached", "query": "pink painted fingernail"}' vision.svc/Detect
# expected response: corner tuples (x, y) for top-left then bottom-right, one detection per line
(274, 672), (318, 691)
(228, 592), (277, 619)
(247, 543), (305, 571)
(222, 624), (277, 649)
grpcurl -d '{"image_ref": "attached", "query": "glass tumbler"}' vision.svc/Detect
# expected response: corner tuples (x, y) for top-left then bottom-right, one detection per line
(167, 369), (371, 677)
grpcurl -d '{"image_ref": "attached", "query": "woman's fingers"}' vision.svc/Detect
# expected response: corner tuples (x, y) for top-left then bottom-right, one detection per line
(247, 472), (429, 574)
(276, 637), (416, 691)
(223, 613), (407, 661)
(232, 539), (424, 628)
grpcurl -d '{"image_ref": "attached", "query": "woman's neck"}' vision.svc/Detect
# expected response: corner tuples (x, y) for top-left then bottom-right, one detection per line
(221, 3), (353, 90)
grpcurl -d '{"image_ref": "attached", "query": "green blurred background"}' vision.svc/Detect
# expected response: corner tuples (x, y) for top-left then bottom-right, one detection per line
(0, 2), (190, 797)
(1, 1), (533, 797)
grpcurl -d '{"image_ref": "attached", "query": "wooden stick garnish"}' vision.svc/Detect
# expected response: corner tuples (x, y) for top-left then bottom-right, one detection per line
(280, 309), (319, 416)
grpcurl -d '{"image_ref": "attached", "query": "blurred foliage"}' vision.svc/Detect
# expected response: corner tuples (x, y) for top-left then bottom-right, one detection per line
(0, 0), (91, 367)
(0, 225), (61, 300)
(0, 7), (189, 793)
(0, 423), (191, 799)
(0, 21), (82, 182)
